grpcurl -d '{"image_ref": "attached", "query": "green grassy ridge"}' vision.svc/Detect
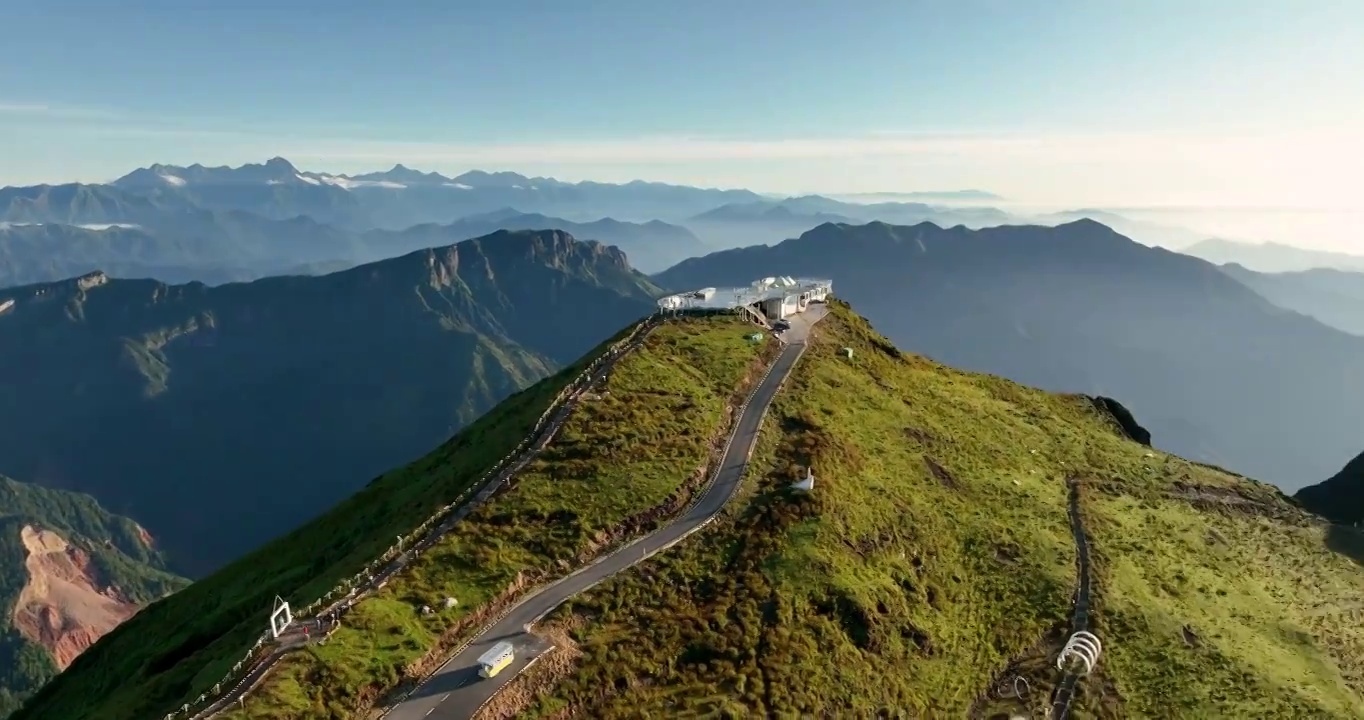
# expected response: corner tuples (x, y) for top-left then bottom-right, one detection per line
(0, 477), (187, 718)
(280, 314), (661, 619)
(503, 301), (1364, 719)
(179, 316), (662, 718)
(215, 313), (777, 719)
(524, 302), (1078, 716)
(12, 318), (653, 720)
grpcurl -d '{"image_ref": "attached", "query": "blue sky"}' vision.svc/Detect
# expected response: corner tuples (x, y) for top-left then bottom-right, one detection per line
(2, 0), (1361, 208)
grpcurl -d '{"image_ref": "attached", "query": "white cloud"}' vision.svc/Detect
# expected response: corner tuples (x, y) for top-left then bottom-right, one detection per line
(268, 129), (1362, 208)
(0, 102), (126, 120)
(312, 175), (406, 190)
(76, 223), (140, 231)
(287, 133), (1016, 164)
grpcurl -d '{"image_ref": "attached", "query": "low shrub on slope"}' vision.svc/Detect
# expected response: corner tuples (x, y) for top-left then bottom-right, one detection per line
(505, 301), (1364, 719)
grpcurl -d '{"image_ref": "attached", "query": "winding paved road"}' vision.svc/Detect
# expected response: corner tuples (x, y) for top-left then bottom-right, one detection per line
(382, 304), (826, 720)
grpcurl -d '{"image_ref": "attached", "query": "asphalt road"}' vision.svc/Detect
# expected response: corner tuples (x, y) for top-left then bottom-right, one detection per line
(383, 304), (826, 720)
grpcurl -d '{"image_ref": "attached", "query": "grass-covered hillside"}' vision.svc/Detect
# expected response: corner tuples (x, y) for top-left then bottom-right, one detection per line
(655, 220), (1364, 493)
(15, 312), (779, 720)
(0, 476), (187, 718)
(487, 301), (1364, 719)
(24, 301), (1364, 720)
(219, 312), (780, 719)
(13, 325), (616, 720)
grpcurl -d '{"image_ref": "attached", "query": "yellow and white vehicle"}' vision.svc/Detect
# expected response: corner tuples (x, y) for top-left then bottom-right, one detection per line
(477, 641), (515, 678)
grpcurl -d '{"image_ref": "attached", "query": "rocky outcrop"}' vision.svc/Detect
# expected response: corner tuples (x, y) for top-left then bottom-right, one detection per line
(1296, 451), (1364, 525)
(1089, 396), (1152, 446)
(11, 525), (141, 670)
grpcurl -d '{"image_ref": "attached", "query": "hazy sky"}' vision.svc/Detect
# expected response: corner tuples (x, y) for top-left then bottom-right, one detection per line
(2, 0), (1361, 210)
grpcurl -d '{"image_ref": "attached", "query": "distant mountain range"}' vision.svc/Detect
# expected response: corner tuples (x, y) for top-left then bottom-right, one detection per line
(1184, 237), (1364, 273)
(2, 156), (1282, 289)
(686, 196), (1013, 248)
(0, 158), (1029, 288)
(0, 191), (363, 288)
(1039, 209), (1212, 249)
(829, 189), (1004, 202)
(656, 219), (1364, 490)
(1219, 264), (1364, 336)
(684, 196), (1216, 251)
(0, 230), (659, 575)
(0, 185), (703, 286)
(107, 157), (764, 227)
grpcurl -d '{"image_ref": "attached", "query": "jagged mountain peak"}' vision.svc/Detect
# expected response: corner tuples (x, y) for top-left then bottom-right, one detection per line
(263, 156), (296, 170)
(347, 164), (451, 184)
(112, 157), (309, 188)
(443, 170), (567, 190)
(459, 228), (630, 268)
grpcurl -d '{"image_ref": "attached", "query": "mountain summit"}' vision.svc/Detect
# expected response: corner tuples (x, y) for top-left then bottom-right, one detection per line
(448, 169), (548, 189)
(114, 157), (304, 188)
(348, 164), (452, 185)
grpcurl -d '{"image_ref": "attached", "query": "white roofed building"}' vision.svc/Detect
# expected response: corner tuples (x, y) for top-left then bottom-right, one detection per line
(656, 276), (831, 323)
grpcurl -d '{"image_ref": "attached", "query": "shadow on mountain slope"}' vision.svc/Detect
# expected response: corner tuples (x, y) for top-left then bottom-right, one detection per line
(1325, 524), (1364, 569)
